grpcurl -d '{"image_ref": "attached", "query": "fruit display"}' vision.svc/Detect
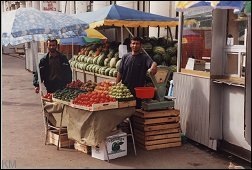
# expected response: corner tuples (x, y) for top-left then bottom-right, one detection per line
(53, 88), (85, 102)
(69, 42), (120, 78)
(94, 81), (115, 94)
(69, 38), (177, 80)
(79, 80), (97, 92)
(66, 80), (86, 89)
(72, 91), (116, 107)
(108, 82), (134, 100)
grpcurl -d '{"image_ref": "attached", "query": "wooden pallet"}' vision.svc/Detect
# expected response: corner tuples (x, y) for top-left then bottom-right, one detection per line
(134, 109), (179, 118)
(132, 109), (182, 150)
(136, 141), (182, 150)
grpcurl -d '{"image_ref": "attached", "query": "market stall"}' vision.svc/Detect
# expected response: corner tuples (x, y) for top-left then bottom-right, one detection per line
(42, 80), (136, 144)
(71, 4), (183, 83)
(174, 1), (251, 161)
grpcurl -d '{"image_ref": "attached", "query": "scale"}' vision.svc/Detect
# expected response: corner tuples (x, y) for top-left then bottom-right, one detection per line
(142, 66), (175, 111)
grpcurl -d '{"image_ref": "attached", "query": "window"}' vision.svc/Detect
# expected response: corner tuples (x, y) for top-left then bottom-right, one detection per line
(87, 1), (93, 12)
(181, 11), (213, 70)
(224, 9), (248, 78)
(226, 10), (247, 46)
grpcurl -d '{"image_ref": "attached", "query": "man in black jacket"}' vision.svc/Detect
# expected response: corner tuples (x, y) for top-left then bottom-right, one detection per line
(33, 39), (72, 93)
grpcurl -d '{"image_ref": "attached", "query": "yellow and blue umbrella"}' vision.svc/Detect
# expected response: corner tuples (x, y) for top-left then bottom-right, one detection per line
(175, 1), (245, 12)
(73, 4), (179, 28)
(59, 28), (107, 45)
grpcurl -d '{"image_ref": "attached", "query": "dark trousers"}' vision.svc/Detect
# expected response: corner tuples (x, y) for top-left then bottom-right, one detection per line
(136, 98), (142, 109)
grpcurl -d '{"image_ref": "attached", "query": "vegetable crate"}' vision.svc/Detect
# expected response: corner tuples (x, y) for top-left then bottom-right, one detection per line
(47, 129), (74, 148)
(90, 101), (118, 111)
(71, 101), (119, 111)
(132, 109), (181, 150)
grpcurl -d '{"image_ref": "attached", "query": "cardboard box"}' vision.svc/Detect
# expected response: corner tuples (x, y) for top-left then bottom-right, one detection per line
(91, 131), (127, 160)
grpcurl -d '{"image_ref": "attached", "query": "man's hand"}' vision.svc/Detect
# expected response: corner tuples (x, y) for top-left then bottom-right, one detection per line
(148, 62), (158, 75)
(150, 67), (157, 75)
(148, 68), (157, 76)
(35, 87), (40, 94)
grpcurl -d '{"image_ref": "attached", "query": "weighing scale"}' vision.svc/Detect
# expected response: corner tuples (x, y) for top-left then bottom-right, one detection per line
(142, 66), (175, 111)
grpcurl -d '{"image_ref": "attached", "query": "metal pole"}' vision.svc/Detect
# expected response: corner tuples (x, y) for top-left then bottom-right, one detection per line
(64, 1), (67, 13)
(121, 26), (123, 45)
(72, 37), (74, 58)
(33, 38), (47, 135)
(124, 26), (152, 60)
(177, 12), (184, 72)
(168, 26), (173, 42)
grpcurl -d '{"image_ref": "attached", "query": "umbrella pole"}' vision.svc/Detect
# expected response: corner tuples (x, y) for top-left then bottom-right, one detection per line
(121, 26), (124, 45)
(72, 38), (74, 58)
(177, 12), (184, 72)
(124, 26), (152, 60)
(33, 39), (47, 135)
(168, 26), (173, 42)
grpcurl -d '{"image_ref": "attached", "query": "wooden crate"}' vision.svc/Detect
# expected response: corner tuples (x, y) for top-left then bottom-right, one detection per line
(47, 130), (74, 148)
(132, 109), (182, 150)
(118, 100), (136, 108)
(70, 101), (118, 111)
(74, 141), (91, 154)
(52, 97), (71, 106)
(90, 101), (118, 111)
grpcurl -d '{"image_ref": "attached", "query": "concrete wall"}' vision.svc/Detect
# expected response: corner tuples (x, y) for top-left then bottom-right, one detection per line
(149, 1), (176, 38)
(76, 1), (87, 14)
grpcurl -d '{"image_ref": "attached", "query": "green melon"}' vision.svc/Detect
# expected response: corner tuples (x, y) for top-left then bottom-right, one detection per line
(105, 68), (111, 76)
(153, 54), (163, 65)
(104, 58), (111, 67)
(115, 59), (121, 71)
(109, 57), (119, 68)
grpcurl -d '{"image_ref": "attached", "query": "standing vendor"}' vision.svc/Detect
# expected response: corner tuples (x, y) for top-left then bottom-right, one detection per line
(33, 39), (72, 93)
(116, 37), (157, 109)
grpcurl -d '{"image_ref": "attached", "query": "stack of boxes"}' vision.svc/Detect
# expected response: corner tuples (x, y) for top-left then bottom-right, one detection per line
(132, 109), (181, 150)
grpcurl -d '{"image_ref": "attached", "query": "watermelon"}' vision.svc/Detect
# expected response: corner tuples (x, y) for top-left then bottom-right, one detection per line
(115, 59), (121, 71)
(92, 56), (99, 65)
(104, 58), (111, 67)
(153, 54), (163, 65)
(97, 55), (105, 66)
(105, 68), (111, 76)
(109, 57), (119, 68)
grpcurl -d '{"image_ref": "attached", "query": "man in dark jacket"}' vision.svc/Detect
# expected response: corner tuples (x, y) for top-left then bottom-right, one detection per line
(33, 39), (72, 93)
